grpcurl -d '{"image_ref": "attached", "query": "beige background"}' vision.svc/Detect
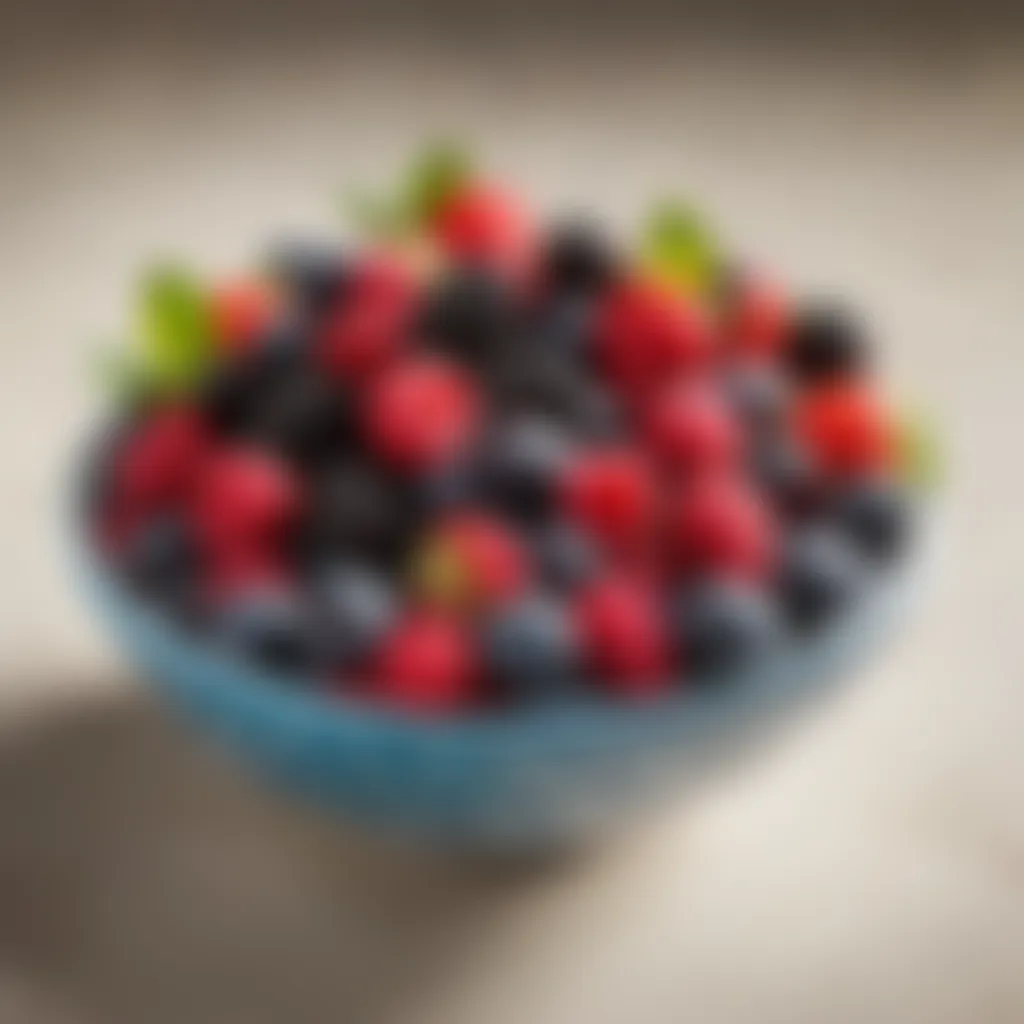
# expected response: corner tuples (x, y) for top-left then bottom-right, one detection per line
(1, 4), (1024, 1021)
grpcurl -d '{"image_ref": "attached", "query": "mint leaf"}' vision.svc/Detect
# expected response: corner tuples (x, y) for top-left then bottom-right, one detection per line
(403, 142), (472, 224)
(136, 264), (213, 392)
(640, 201), (720, 294)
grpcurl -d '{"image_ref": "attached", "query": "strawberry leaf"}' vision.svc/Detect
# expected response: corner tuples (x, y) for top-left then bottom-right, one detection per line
(402, 142), (472, 224)
(640, 201), (720, 295)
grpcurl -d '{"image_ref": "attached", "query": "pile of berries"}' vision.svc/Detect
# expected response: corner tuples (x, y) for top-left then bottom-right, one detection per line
(91, 150), (917, 715)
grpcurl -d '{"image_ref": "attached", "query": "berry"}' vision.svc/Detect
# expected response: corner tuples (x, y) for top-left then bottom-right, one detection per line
(543, 219), (618, 295)
(484, 596), (580, 699)
(596, 278), (712, 396)
(750, 436), (823, 518)
(787, 304), (868, 382)
(252, 369), (354, 467)
(671, 578), (779, 679)
(315, 563), (398, 667)
(318, 291), (410, 383)
(113, 404), (208, 512)
(211, 279), (280, 355)
(412, 512), (529, 611)
(720, 363), (790, 435)
(835, 479), (910, 561)
(643, 381), (744, 478)
(217, 586), (318, 674)
(575, 578), (671, 697)
(299, 458), (415, 568)
(349, 251), (419, 308)
(193, 446), (302, 555)
(533, 521), (601, 593)
(371, 612), (478, 714)
(726, 274), (790, 360)
(421, 267), (519, 366)
(562, 448), (658, 550)
(432, 184), (533, 271)
(666, 476), (777, 580)
(124, 513), (197, 598)
(269, 239), (348, 314)
(364, 357), (482, 472)
(776, 526), (864, 631)
(796, 381), (897, 478)
(480, 416), (574, 523)
(530, 294), (596, 364)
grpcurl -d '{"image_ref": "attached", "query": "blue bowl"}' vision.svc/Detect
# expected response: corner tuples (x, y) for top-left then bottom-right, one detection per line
(70, 447), (925, 851)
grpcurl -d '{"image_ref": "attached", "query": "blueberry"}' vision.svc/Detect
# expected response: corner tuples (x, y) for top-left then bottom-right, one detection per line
(420, 267), (519, 367)
(532, 522), (601, 592)
(252, 369), (354, 467)
(414, 460), (482, 515)
(750, 436), (823, 518)
(776, 526), (865, 631)
(269, 239), (348, 314)
(483, 596), (581, 701)
(529, 294), (597, 366)
(315, 563), (398, 667)
(123, 514), (197, 597)
(297, 459), (418, 569)
(218, 589), (319, 675)
(721, 364), (790, 435)
(479, 417), (574, 523)
(671, 578), (779, 680)
(786, 303), (868, 383)
(835, 479), (910, 562)
(543, 219), (619, 295)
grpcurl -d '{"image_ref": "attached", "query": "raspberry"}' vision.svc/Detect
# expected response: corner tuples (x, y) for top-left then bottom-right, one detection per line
(575, 578), (671, 697)
(726, 274), (790, 360)
(562, 448), (658, 549)
(643, 381), (743, 478)
(596, 278), (711, 396)
(795, 381), (896, 478)
(433, 184), (533, 272)
(371, 612), (479, 714)
(665, 475), (777, 581)
(318, 293), (409, 382)
(364, 357), (482, 472)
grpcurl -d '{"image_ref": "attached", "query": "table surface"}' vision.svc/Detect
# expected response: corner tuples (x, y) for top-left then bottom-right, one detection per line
(1, 18), (1024, 1024)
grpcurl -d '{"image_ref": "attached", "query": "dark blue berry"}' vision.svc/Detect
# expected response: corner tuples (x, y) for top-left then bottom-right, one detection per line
(483, 596), (580, 700)
(721, 364), (790, 435)
(672, 579), (779, 680)
(776, 526), (865, 631)
(835, 479), (910, 561)
(315, 563), (398, 667)
(269, 239), (348, 314)
(786, 303), (868, 383)
(533, 522), (601, 592)
(530, 295), (596, 365)
(544, 219), (618, 295)
(124, 514), (197, 597)
(218, 589), (319, 675)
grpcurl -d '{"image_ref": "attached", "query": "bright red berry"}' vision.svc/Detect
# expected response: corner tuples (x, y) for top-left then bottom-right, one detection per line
(666, 475), (777, 580)
(795, 381), (897, 478)
(113, 405), (209, 512)
(643, 381), (744, 478)
(364, 357), (482, 472)
(192, 446), (302, 555)
(211, 279), (280, 355)
(371, 612), (479, 714)
(562, 448), (658, 550)
(414, 512), (530, 610)
(318, 294), (409, 382)
(350, 251), (419, 308)
(433, 184), (533, 272)
(727, 274), (790, 361)
(597, 278), (712, 396)
(575, 578), (671, 697)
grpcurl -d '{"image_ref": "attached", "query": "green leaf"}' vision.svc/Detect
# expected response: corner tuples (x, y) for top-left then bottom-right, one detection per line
(640, 201), (720, 295)
(897, 408), (945, 491)
(135, 264), (213, 392)
(402, 142), (472, 224)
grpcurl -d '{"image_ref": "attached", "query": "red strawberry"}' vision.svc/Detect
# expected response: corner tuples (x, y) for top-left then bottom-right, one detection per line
(192, 446), (302, 555)
(597, 278), (712, 397)
(665, 475), (777, 580)
(433, 184), (533, 272)
(364, 357), (482, 472)
(211, 279), (280, 355)
(727, 274), (790, 361)
(643, 381), (743, 478)
(795, 381), (897, 478)
(562, 448), (658, 550)
(371, 612), (479, 714)
(575, 578), (671, 697)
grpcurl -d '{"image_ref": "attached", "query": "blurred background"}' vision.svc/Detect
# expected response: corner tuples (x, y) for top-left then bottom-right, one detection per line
(2, 0), (1023, 1021)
